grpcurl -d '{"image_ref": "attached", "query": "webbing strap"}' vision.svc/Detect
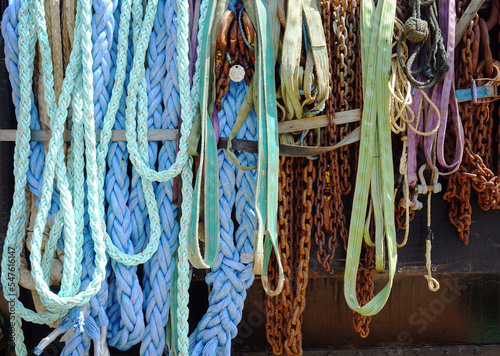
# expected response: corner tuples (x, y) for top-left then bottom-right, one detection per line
(280, 0), (302, 120)
(344, 0), (398, 316)
(252, 0), (283, 296)
(302, 0), (328, 113)
(423, 0), (464, 175)
(279, 0), (329, 120)
(187, 0), (223, 269)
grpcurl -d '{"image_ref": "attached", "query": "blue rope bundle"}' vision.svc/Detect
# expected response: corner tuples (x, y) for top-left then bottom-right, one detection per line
(1, 0), (262, 353)
(60, 237), (109, 356)
(189, 80), (257, 356)
(140, 0), (179, 354)
(106, 2), (146, 350)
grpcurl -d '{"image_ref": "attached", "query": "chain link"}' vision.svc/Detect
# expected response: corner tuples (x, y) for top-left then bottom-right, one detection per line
(284, 158), (315, 355)
(444, 5), (500, 243)
(266, 156), (294, 355)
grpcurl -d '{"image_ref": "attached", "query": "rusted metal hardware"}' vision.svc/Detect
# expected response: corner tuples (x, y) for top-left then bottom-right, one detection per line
(214, 9), (254, 112)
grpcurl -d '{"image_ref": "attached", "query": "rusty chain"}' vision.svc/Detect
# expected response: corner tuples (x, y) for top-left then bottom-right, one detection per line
(444, 1), (500, 243)
(315, 0), (338, 274)
(266, 156), (294, 355)
(266, 1), (317, 352)
(334, 1), (354, 196)
(284, 158), (315, 355)
(352, 242), (375, 338)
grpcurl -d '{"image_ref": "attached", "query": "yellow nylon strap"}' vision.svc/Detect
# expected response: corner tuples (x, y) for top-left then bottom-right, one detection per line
(343, 0), (398, 316)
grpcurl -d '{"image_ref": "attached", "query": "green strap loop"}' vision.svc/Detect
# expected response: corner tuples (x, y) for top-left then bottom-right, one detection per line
(188, 0), (284, 296)
(343, 0), (398, 316)
(252, 0), (283, 297)
(187, 0), (223, 269)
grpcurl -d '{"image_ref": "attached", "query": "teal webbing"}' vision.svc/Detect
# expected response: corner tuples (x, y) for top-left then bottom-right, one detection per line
(343, 0), (398, 316)
(187, 0), (224, 269)
(253, 0), (283, 296)
(187, 0), (283, 295)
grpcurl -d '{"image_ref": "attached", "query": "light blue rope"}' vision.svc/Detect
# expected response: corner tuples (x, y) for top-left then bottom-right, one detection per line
(1, 3), (57, 355)
(189, 79), (256, 356)
(1, 0), (111, 349)
(60, 236), (109, 356)
(140, 0), (179, 354)
(106, 1), (146, 350)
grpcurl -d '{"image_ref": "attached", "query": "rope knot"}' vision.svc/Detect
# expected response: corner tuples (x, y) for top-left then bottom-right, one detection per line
(403, 17), (429, 43)
(60, 309), (86, 333)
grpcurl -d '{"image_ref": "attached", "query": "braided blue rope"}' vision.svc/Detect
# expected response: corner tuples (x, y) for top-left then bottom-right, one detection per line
(106, 10), (135, 349)
(60, 235), (109, 356)
(140, 0), (179, 354)
(1, 0), (59, 213)
(106, 2), (146, 350)
(189, 79), (256, 355)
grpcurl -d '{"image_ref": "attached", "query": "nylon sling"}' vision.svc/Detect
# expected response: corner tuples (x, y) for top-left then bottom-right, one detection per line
(187, 0), (283, 294)
(187, 0), (222, 269)
(251, 0), (283, 296)
(344, 0), (398, 316)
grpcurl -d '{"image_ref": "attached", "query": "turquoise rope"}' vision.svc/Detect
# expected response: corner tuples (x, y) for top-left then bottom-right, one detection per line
(140, 0), (180, 353)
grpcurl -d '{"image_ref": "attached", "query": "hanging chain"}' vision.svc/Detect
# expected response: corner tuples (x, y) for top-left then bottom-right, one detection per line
(352, 243), (375, 338)
(334, 1), (353, 196)
(266, 156), (294, 355)
(444, 4), (500, 243)
(315, 0), (338, 273)
(284, 158), (314, 355)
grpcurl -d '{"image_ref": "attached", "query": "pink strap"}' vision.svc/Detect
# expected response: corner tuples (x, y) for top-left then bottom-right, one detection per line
(423, 0), (464, 175)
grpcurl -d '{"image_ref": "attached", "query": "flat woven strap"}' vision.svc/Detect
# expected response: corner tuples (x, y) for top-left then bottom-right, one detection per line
(252, 0), (283, 296)
(344, 0), (398, 316)
(302, 0), (329, 112)
(187, 0), (227, 269)
(423, 0), (464, 175)
(279, 0), (329, 120)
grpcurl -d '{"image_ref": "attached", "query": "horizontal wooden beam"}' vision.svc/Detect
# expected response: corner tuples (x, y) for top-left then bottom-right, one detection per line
(0, 109), (361, 142)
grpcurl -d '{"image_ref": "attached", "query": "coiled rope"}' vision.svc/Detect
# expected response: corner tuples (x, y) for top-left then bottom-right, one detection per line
(2, 0), (62, 318)
(2, 0), (197, 350)
(1, 0), (59, 215)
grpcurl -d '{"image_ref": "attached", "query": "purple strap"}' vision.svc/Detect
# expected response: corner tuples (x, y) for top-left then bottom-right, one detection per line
(423, 0), (464, 175)
(189, 0), (201, 84)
